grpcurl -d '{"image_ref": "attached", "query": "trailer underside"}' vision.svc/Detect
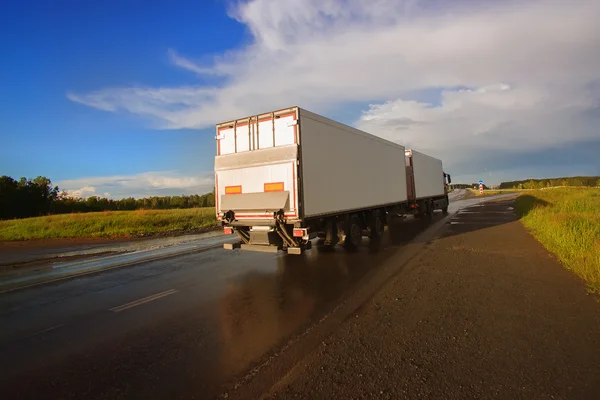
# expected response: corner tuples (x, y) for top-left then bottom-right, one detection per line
(220, 194), (449, 255)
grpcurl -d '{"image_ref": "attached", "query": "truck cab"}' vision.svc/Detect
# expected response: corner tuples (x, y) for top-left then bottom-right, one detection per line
(444, 172), (452, 194)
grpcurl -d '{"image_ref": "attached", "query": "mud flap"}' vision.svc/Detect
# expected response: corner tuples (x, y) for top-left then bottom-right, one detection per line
(287, 241), (312, 255)
(223, 242), (241, 250)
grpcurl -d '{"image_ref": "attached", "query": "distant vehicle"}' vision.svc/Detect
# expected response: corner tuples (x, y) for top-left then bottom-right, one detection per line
(213, 106), (451, 254)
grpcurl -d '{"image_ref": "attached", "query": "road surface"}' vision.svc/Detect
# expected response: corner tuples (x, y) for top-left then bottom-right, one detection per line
(0, 191), (467, 399)
(5, 190), (597, 400)
(262, 198), (600, 400)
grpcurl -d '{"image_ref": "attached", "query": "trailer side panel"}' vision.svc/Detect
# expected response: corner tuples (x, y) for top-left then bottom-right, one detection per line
(410, 150), (445, 199)
(298, 109), (408, 218)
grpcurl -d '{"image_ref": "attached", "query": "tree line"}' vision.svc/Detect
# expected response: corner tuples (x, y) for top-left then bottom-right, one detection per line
(4, 174), (598, 220)
(0, 175), (215, 220)
(499, 176), (600, 190)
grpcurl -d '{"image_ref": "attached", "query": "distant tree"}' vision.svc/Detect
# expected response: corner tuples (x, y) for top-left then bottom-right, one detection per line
(85, 196), (100, 212)
(0, 175), (59, 219)
(1, 174), (218, 219)
(571, 177), (585, 186)
(498, 176), (600, 190)
(0, 176), (18, 219)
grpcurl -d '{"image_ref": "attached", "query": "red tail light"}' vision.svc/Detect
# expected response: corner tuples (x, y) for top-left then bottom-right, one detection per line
(293, 228), (307, 238)
(223, 227), (233, 235)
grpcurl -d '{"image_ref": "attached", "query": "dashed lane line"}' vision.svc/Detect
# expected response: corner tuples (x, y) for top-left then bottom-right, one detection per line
(109, 289), (178, 313)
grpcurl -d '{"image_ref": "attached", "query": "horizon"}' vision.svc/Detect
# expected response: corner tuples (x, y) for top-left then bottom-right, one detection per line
(5, 173), (599, 201)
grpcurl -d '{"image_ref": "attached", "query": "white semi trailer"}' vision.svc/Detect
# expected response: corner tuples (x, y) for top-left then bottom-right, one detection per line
(214, 106), (451, 254)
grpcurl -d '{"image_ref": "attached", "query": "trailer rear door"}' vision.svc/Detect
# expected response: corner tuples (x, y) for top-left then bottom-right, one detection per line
(214, 107), (300, 221)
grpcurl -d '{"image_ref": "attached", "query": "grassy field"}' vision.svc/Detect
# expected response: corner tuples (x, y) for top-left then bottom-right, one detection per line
(0, 208), (217, 241)
(516, 188), (600, 294)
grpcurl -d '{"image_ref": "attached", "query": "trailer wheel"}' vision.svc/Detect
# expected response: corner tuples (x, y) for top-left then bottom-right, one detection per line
(369, 211), (384, 239)
(367, 211), (384, 252)
(343, 215), (362, 250)
(388, 214), (404, 244)
(425, 200), (434, 217)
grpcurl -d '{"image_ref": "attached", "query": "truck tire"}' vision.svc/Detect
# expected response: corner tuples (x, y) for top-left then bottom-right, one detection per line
(415, 201), (426, 219)
(388, 214), (404, 244)
(367, 211), (384, 252)
(343, 214), (362, 250)
(369, 210), (384, 239)
(427, 200), (434, 217)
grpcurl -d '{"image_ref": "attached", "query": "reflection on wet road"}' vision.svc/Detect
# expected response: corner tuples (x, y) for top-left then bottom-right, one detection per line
(0, 195), (489, 399)
(216, 204), (467, 380)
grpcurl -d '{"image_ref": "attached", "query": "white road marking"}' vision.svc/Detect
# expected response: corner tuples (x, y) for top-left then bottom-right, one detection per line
(450, 221), (513, 225)
(27, 324), (64, 338)
(109, 289), (178, 313)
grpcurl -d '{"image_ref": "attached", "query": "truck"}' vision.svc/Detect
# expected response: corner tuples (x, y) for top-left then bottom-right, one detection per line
(214, 106), (451, 255)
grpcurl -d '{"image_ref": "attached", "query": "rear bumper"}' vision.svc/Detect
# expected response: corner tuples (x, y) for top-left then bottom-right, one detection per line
(240, 244), (280, 253)
(220, 217), (302, 227)
(224, 219), (277, 227)
(223, 241), (311, 254)
(220, 191), (291, 213)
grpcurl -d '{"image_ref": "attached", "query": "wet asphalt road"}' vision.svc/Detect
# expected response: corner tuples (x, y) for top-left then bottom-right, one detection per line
(0, 190), (488, 399)
(261, 198), (600, 400)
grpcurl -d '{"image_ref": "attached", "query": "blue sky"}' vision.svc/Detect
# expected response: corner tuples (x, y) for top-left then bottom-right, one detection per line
(2, 0), (599, 198)
(1, 0), (239, 196)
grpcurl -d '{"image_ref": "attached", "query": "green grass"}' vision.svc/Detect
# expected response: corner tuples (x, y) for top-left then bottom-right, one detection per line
(0, 208), (217, 241)
(516, 188), (600, 294)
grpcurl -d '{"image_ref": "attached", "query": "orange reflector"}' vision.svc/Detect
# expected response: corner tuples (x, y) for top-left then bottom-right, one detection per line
(225, 185), (242, 195)
(223, 227), (233, 235)
(264, 182), (284, 192)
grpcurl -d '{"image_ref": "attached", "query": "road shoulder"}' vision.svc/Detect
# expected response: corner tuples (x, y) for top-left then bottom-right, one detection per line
(0, 231), (231, 293)
(261, 198), (600, 399)
(0, 228), (220, 266)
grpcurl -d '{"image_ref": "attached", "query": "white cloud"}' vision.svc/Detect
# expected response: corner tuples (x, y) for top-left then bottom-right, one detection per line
(356, 82), (599, 157)
(66, 87), (218, 128)
(66, 186), (97, 199)
(67, 0), (600, 180)
(58, 171), (214, 199)
(168, 49), (227, 76)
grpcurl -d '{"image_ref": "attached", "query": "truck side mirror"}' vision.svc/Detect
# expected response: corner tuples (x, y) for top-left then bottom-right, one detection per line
(448, 175), (451, 184)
